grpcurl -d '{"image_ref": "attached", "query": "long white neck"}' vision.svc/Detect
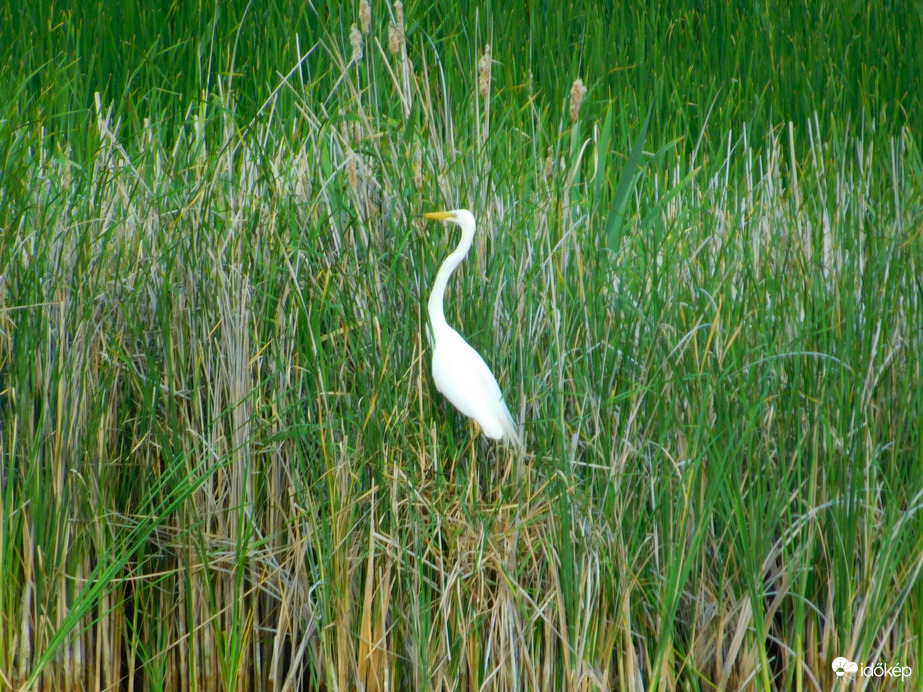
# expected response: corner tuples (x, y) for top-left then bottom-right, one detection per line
(428, 220), (476, 338)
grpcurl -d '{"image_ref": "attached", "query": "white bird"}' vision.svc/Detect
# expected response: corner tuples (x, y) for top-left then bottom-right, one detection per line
(422, 209), (522, 447)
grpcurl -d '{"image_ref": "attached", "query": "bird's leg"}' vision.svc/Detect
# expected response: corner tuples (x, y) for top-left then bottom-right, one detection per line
(462, 419), (481, 503)
(459, 419), (480, 460)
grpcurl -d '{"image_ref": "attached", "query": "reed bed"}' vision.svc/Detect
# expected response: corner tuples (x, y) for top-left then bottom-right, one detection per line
(1, 2), (921, 690)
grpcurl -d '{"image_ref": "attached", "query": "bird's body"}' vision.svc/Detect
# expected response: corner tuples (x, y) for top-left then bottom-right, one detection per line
(431, 325), (518, 441)
(423, 209), (521, 447)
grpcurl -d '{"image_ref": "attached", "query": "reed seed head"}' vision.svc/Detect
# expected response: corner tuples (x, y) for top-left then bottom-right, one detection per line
(478, 44), (492, 99)
(359, 0), (371, 35)
(388, 2), (404, 55)
(350, 24), (363, 63)
(569, 78), (587, 123)
(346, 147), (358, 191)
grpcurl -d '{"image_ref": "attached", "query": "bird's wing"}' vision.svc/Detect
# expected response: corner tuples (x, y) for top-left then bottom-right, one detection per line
(433, 329), (520, 443)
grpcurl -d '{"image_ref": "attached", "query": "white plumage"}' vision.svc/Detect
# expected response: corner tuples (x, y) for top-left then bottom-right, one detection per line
(423, 209), (522, 447)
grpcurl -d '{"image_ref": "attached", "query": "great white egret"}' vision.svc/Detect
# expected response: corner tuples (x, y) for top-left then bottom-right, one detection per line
(422, 209), (522, 448)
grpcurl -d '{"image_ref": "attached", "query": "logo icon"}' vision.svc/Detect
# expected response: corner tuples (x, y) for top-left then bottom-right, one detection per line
(832, 657), (859, 678)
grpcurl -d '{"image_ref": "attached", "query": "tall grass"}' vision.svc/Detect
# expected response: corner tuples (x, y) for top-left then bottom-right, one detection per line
(3, 0), (921, 152)
(1, 1), (922, 690)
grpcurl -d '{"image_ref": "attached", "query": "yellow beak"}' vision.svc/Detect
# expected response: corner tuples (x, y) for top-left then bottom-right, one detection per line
(422, 211), (452, 221)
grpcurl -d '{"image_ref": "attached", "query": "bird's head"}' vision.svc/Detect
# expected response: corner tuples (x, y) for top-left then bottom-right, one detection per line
(422, 209), (476, 230)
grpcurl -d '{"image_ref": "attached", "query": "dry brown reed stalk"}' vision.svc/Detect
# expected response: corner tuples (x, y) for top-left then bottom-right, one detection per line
(413, 144), (423, 191)
(357, 486), (394, 692)
(385, 1), (412, 119)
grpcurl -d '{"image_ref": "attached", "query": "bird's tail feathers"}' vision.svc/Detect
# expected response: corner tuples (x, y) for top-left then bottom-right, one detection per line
(501, 405), (523, 449)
